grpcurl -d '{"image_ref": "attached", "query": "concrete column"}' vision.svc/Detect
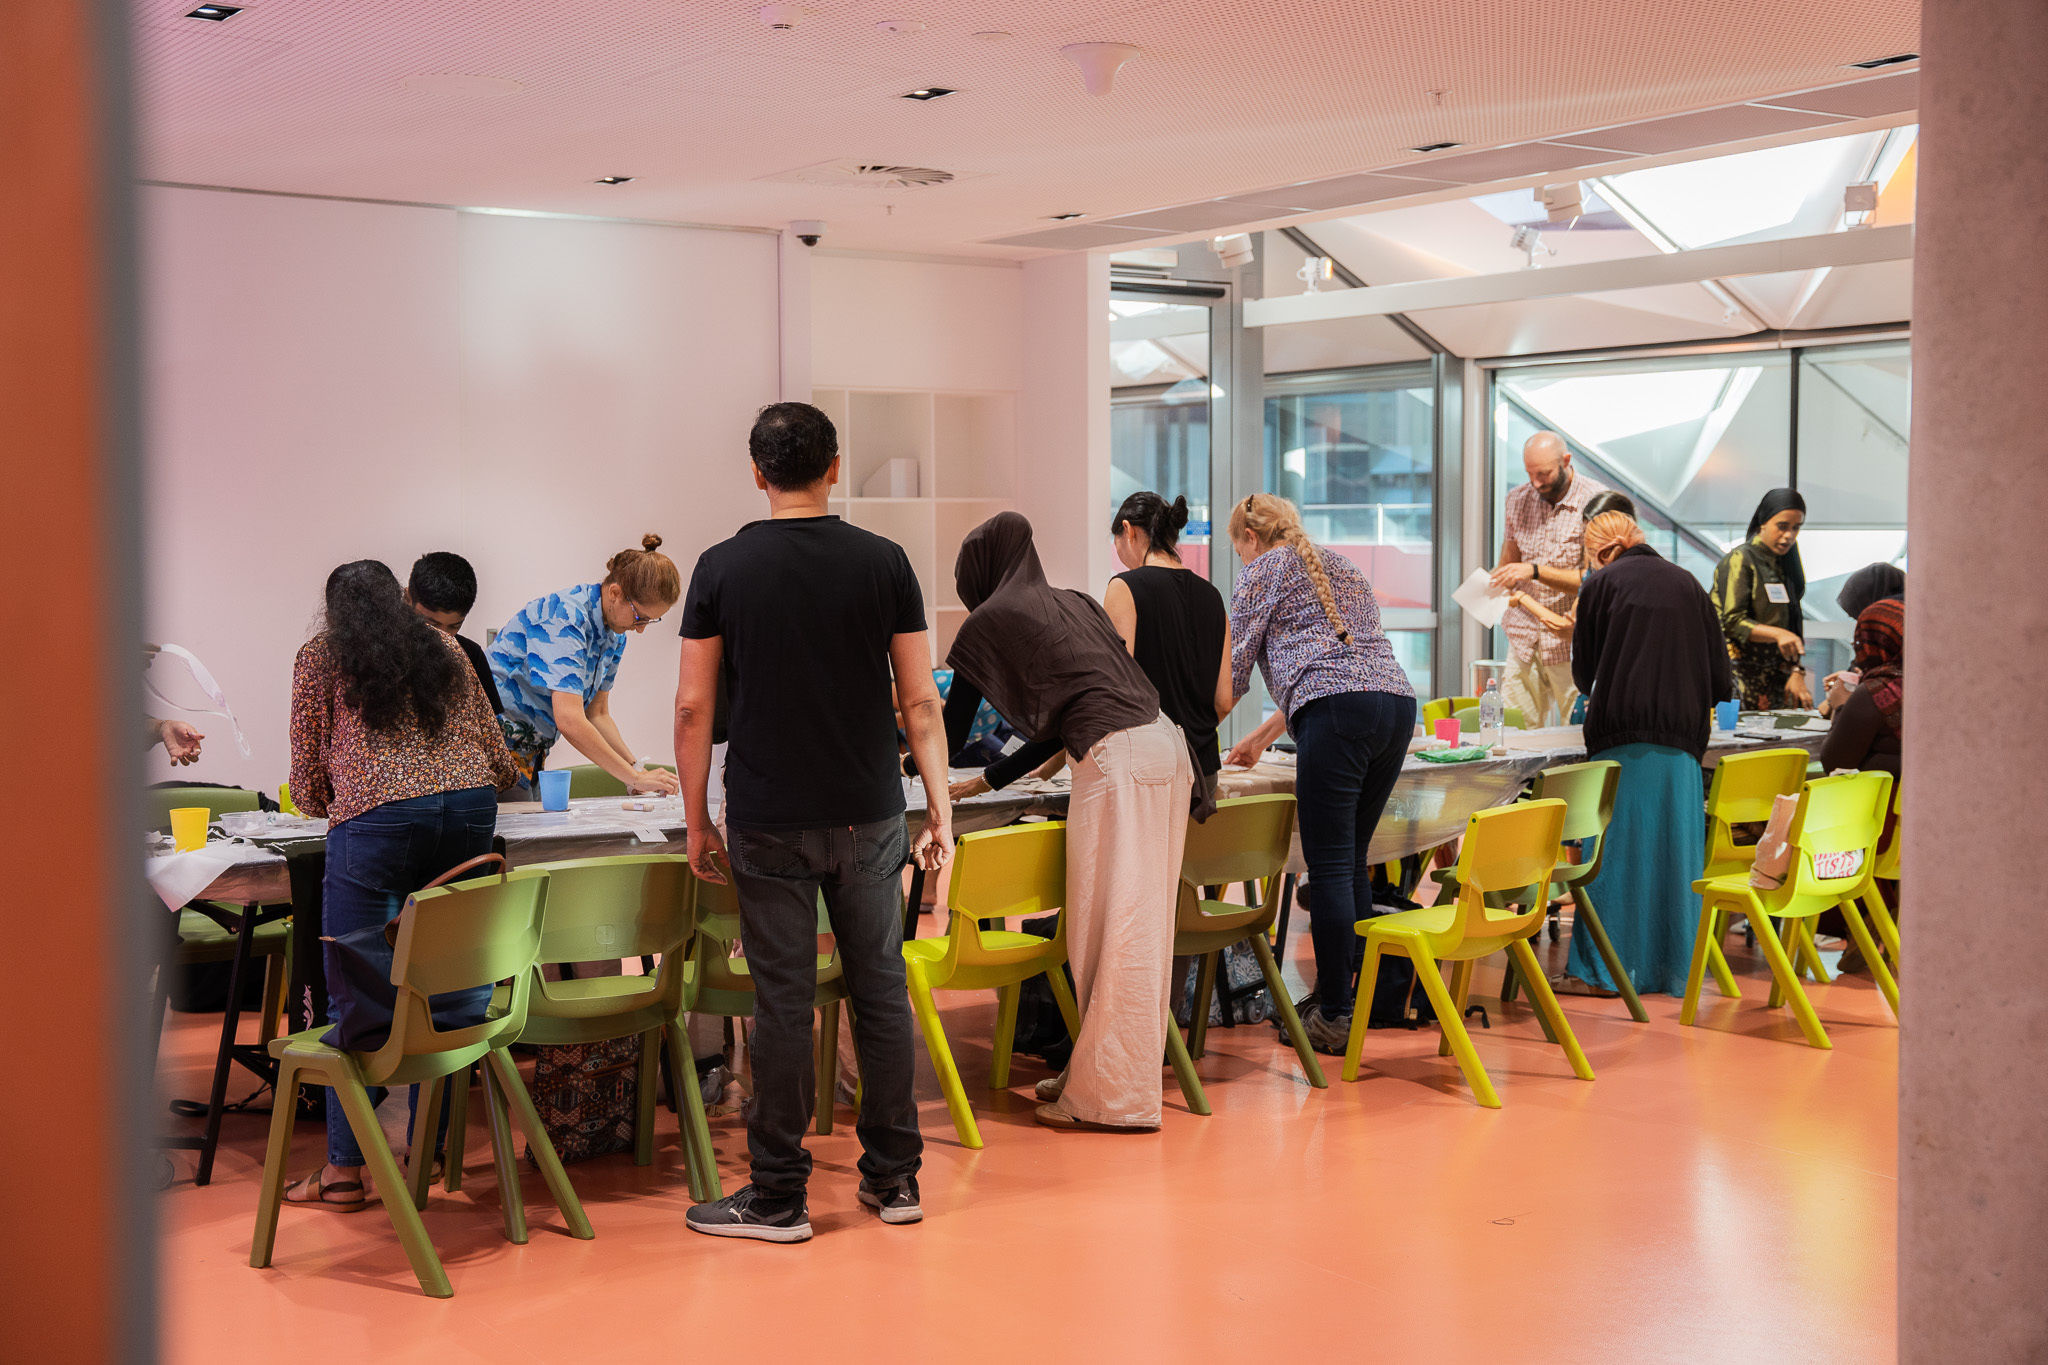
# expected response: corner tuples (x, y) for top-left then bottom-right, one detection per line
(1901, 4), (2048, 1358)
(1017, 252), (1111, 592)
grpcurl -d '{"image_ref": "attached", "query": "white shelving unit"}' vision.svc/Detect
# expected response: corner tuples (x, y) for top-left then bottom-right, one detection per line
(815, 386), (1018, 664)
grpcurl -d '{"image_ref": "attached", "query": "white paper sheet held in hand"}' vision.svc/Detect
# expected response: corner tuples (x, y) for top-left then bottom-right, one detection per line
(1452, 568), (1511, 631)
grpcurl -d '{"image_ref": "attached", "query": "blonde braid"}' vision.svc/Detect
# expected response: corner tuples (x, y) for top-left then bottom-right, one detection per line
(1228, 492), (1352, 645)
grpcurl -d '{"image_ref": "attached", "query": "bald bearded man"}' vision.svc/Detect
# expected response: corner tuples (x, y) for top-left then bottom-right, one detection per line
(1489, 431), (1607, 724)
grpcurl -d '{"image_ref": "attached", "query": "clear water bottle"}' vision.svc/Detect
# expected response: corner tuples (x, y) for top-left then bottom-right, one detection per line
(1478, 678), (1504, 747)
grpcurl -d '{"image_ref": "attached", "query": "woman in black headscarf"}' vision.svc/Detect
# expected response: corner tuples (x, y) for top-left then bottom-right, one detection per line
(1836, 561), (1906, 621)
(1711, 488), (1811, 708)
(940, 512), (1194, 1134)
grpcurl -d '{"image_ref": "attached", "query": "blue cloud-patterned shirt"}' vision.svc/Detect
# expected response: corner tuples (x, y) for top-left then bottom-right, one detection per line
(487, 583), (628, 759)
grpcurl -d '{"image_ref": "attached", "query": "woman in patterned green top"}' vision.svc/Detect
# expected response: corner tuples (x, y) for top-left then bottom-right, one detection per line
(1711, 488), (1811, 709)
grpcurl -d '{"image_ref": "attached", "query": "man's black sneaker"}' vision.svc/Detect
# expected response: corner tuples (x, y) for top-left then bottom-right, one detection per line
(685, 1185), (812, 1243)
(857, 1176), (922, 1225)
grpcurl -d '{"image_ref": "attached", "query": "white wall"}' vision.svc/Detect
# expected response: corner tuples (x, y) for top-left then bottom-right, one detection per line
(141, 186), (781, 792)
(1017, 253), (1113, 594)
(811, 252), (1022, 394)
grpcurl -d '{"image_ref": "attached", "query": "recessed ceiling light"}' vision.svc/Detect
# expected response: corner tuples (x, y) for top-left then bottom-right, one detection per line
(185, 4), (241, 18)
(1847, 52), (1918, 69)
(594, 175), (635, 185)
(1410, 141), (1462, 153)
(902, 87), (956, 100)
(1048, 212), (1086, 220)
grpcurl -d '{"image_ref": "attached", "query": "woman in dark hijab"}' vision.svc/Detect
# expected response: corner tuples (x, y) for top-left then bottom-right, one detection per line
(1819, 597), (1905, 779)
(1711, 488), (1810, 708)
(942, 512), (1194, 1134)
(1836, 561), (1906, 621)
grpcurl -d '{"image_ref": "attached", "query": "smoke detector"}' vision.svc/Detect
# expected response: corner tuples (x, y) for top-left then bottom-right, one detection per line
(757, 4), (810, 29)
(761, 161), (960, 191)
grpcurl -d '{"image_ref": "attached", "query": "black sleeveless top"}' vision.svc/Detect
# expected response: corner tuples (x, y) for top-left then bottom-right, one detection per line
(1117, 565), (1227, 774)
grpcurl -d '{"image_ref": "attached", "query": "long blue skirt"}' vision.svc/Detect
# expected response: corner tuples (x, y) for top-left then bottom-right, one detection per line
(1566, 742), (1705, 997)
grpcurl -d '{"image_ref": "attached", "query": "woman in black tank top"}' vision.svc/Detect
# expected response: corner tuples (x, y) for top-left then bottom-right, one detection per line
(1103, 493), (1233, 781)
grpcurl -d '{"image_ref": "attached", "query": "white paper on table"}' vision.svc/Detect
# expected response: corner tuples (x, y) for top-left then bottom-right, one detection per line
(1451, 568), (1510, 630)
(145, 842), (245, 910)
(632, 826), (669, 844)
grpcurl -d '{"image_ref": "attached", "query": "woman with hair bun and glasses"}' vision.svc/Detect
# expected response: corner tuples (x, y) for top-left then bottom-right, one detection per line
(1223, 493), (1416, 1053)
(1103, 491), (1233, 804)
(487, 534), (685, 799)
(285, 559), (519, 1209)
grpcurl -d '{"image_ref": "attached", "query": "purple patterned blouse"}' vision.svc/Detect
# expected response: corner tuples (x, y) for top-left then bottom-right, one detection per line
(1229, 544), (1415, 733)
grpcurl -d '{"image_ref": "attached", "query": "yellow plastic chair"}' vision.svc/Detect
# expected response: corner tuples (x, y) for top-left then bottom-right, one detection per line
(1340, 799), (1592, 1108)
(1420, 696), (1478, 727)
(1681, 770), (1898, 1048)
(1699, 747), (1826, 996)
(1850, 780), (1903, 972)
(249, 867), (593, 1298)
(904, 822), (1084, 1148)
(1453, 704), (1529, 730)
(686, 872), (849, 1136)
(1456, 761), (1646, 1025)
(1175, 796), (1326, 1089)
(463, 855), (721, 1203)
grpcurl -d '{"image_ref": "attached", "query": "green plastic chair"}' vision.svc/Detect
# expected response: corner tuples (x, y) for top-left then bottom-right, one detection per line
(1477, 761), (1646, 1024)
(906, 822), (1084, 1147)
(1421, 696), (1478, 727)
(447, 855), (722, 1203)
(1700, 748), (1826, 996)
(1175, 796), (1326, 1090)
(1682, 771), (1898, 1048)
(1846, 779), (1903, 974)
(565, 763), (676, 798)
(1453, 704), (1529, 730)
(145, 783), (262, 833)
(248, 866), (593, 1298)
(686, 872), (850, 1136)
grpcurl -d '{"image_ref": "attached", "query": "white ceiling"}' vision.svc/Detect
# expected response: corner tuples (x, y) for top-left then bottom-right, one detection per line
(136, 0), (1920, 258)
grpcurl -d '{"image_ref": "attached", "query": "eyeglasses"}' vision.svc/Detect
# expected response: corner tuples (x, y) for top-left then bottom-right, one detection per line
(628, 602), (664, 627)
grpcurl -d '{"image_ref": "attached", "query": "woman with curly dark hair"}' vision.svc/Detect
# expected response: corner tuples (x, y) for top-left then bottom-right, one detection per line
(284, 559), (518, 1210)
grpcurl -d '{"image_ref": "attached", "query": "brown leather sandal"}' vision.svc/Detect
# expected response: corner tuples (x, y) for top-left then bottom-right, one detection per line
(282, 1170), (369, 1212)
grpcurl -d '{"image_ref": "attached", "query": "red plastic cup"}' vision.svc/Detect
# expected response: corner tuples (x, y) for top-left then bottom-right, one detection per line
(1433, 718), (1460, 745)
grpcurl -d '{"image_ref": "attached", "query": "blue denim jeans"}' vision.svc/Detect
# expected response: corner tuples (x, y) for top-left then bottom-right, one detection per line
(321, 786), (497, 1167)
(1292, 691), (1418, 1014)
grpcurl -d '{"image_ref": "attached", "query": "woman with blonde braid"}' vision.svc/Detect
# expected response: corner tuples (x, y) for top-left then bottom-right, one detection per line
(1223, 494), (1416, 1051)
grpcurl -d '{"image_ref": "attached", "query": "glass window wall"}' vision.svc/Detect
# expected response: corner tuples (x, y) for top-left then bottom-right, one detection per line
(1111, 296), (1213, 575)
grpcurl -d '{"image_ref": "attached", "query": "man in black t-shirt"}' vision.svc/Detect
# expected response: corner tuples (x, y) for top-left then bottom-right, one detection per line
(405, 551), (503, 715)
(674, 402), (953, 1243)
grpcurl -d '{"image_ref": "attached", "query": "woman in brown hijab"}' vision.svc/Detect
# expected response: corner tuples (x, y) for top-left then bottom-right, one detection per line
(945, 512), (1195, 1132)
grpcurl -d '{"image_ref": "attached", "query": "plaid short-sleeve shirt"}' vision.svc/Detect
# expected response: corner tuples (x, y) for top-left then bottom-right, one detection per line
(1502, 471), (1607, 666)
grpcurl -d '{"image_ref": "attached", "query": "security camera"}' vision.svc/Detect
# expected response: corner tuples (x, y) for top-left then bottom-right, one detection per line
(1211, 233), (1254, 269)
(791, 219), (826, 247)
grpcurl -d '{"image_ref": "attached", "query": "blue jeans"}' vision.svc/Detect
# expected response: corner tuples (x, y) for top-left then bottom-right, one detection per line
(726, 817), (922, 1194)
(1292, 691), (1417, 1014)
(322, 786), (497, 1167)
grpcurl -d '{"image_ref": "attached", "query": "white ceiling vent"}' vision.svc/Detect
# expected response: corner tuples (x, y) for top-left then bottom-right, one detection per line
(760, 161), (962, 191)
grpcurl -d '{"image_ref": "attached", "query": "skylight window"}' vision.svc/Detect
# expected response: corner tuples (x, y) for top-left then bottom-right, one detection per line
(1600, 138), (1861, 249)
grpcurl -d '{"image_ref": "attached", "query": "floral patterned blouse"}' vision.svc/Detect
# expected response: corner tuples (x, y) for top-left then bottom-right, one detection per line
(1230, 543), (1415, 735)
(288, 631), (518, 826)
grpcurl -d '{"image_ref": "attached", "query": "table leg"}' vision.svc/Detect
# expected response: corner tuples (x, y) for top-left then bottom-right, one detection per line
(1271, 874), (1297, 963)
(902, 865), (926, 941)
(194, 902), (257, 1187)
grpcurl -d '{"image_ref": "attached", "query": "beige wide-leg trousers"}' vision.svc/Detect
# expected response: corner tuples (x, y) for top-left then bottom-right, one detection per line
(1057, 712), (1195, 1128)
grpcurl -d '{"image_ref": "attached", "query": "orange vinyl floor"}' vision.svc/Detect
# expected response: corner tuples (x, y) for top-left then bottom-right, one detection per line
(154, 907), (1898, 1364)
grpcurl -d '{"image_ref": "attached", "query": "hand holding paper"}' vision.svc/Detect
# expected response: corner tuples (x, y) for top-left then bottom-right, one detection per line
(1452, 568), (1511, 630)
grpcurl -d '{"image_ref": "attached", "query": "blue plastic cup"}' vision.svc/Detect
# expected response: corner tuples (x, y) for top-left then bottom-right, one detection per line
(1715, 700), (1740, 731)
(538, 769), (571, 811)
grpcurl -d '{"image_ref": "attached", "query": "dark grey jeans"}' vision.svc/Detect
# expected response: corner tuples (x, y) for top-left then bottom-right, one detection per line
(726, 816), (923, 1194)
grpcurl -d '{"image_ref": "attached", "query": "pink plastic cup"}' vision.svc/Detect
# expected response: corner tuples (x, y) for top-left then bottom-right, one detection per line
(1433, 718), (1460, 745)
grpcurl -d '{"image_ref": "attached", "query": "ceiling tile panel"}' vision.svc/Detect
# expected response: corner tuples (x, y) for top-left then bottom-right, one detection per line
(985, 224), (1173, 249)
(1760, 70), (1919, 118)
